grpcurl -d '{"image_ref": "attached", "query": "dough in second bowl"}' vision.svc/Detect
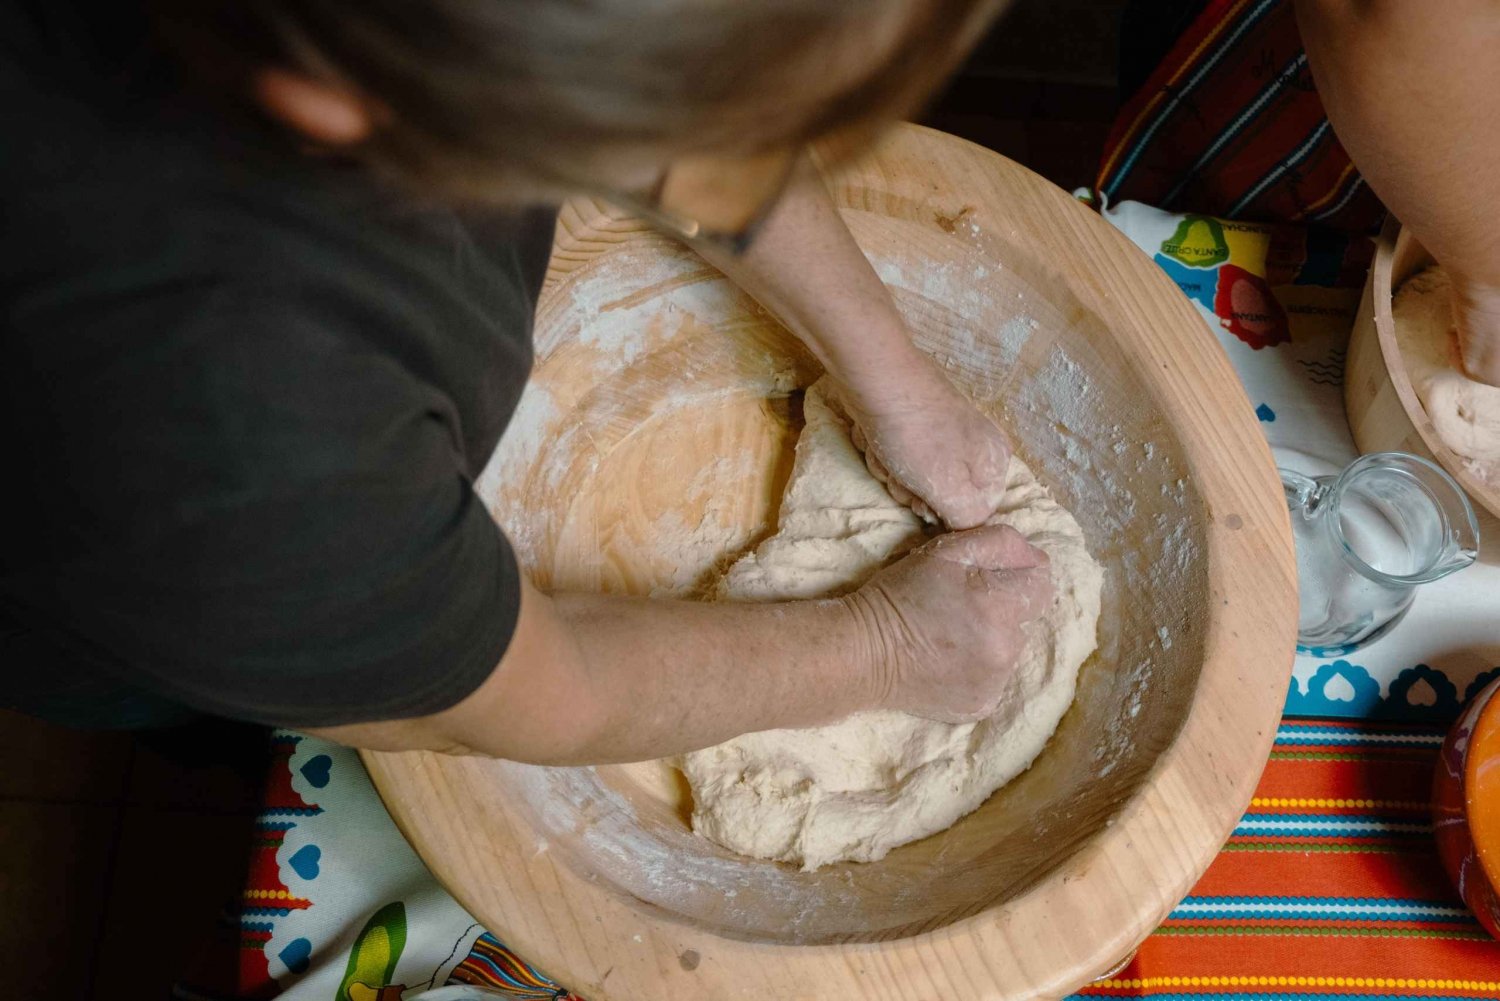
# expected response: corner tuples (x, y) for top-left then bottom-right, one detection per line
(680, 379), (1104, 871)
(1393, 266), (1500, 483)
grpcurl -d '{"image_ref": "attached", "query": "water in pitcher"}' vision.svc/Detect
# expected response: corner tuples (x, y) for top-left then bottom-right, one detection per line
(1285, 453), (1479, 656)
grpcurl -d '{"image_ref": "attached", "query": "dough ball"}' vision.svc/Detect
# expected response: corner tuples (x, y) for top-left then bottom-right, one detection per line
(679, 379), (1104, 870)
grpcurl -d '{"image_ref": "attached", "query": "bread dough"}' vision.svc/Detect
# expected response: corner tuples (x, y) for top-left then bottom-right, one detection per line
(1393, 267), (1500, 483)
(680, 380), (1104, 870)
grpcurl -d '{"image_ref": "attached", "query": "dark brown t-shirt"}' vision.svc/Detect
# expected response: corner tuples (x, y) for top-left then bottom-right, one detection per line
(2, 0), (554, 727)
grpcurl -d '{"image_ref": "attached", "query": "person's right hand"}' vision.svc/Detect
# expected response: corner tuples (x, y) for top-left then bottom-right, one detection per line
(848, 524), (1054, 723)
(1450, 274), (1500, 387)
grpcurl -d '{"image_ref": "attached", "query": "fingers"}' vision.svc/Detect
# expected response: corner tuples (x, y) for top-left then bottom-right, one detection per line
(857, 434), (893, 492)
(1450, 277), (1500, 386)
(936, 458), (1009, 529)
(997, 565), (1056, 618)
(909, 497), (938, 525)
(849, 413), (1008, 528)
(923, 524), (1049, 571)
(860, 442), (940, 526)
(936, 495), (992, 532)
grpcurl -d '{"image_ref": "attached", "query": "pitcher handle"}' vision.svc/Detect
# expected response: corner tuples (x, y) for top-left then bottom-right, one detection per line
(1280, 467), (1327, 516)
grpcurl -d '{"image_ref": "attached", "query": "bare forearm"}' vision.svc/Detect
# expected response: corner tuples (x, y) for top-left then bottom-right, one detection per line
(691, 153), (927, 401)
(693, 150), (1018, 527)
(307, 522), (1056, 763)
(312, 581), (886, 765)
(1298, 0), (1500, 285)
(536, 592), (882, 762)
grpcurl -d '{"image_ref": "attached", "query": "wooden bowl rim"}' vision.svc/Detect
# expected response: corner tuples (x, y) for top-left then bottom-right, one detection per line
(1371, 220), (1500, 519)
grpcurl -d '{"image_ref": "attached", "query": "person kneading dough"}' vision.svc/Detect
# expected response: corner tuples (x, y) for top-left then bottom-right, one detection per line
(4, 0), (1065, 793)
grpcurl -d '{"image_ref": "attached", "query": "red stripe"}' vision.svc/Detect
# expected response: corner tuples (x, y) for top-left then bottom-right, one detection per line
(1255, 753), (1438, 803)
(1193, 846), (1457, 900)
(1108, 931), (1500, 989)
(1095, 0), (1385, 230)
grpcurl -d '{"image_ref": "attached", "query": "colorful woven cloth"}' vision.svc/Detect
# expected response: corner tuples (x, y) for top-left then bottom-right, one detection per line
(1070, 718), (1500, 1001)
(1099, 0), (1386, 233)
(221, 716), (1500, 1001)
(447, 933), (584, 1000)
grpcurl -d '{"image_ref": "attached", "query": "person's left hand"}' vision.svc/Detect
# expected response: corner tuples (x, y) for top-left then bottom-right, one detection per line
(832, 359), (1012, 530)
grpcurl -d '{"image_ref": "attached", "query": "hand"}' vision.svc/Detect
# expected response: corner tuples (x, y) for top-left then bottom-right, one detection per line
(847, 525), (1054, 723)
(1451, 274), (1500, 386)
(834, 361), (1012, 530)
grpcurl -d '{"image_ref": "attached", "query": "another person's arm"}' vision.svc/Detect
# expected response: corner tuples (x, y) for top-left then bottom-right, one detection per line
(1298, 0), (1500, 384)
(309, 525), (1051, 764)
(692, 154), (1014, 528)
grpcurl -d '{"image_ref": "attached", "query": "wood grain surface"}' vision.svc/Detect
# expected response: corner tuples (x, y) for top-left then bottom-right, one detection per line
(362, 124), (1297, 1000)
(1345, 218), (1500, 553)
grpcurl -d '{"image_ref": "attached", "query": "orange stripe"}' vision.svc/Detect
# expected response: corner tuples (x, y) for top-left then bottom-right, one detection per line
(1192, 846), (1452, 900)
(1256, 753), (1437, 803)
(1098, 975), (1500, 991)
(1294, 160), (1357, 220)
(1251, 797), (1428, 810)
(1115, 932), (1500, 983)
(1098, 930), (1500, 984)
(1097, 0), (1257, 186)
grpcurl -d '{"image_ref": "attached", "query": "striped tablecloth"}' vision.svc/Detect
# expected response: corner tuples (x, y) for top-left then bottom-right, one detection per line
(1070, 718), (1500, 1001)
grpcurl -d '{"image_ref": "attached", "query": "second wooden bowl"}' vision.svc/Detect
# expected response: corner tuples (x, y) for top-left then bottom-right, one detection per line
(1344, 219), (1500, 546)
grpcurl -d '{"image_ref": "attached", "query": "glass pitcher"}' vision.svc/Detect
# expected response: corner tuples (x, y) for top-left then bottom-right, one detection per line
(1282, 451), (1480, 657)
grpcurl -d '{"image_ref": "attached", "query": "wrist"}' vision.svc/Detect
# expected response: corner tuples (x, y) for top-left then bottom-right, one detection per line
(833, 591), (899, 712)
(827, 348), (947, 421)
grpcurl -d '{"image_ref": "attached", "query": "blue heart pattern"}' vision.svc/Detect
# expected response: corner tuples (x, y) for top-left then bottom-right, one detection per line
(299, 754), (333, 788)
(278, 937), (312, 974)
(1285, 660), (1381, 717)
(288, 843), (321, 880)
(1285, 660), (1493, 723)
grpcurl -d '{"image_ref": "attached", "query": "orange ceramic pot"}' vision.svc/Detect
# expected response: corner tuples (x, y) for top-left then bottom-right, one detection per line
(1434, 675), (1500, 939)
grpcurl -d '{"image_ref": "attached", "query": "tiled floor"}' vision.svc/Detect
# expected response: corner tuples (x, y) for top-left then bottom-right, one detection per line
(0, 710), (266, 1001)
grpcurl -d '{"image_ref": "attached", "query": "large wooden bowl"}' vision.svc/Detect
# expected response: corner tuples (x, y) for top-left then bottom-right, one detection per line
(1345, 218), (1500, 549)
(363, 125), (1295, 1000)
